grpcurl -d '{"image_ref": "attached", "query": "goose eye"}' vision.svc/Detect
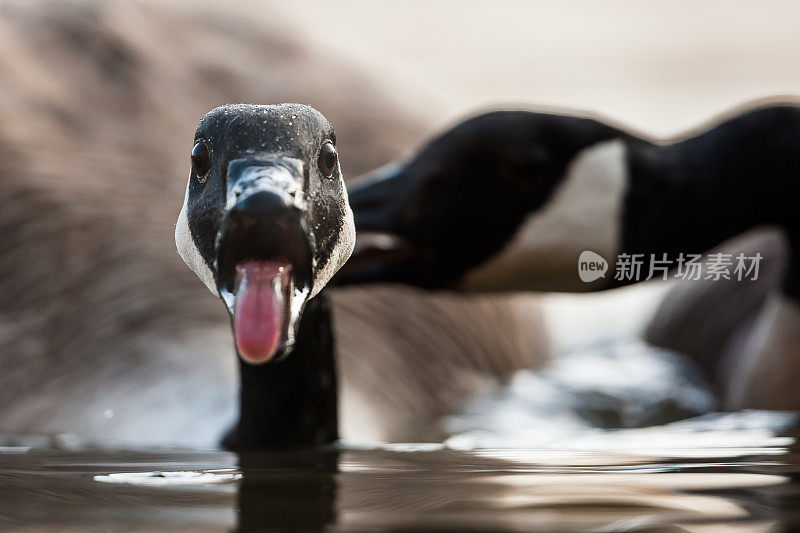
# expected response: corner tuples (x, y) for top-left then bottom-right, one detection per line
(191, 141), (211, 182)
(317, 142), (337, 177)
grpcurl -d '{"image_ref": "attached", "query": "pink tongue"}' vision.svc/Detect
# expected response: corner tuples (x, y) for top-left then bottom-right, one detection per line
(233, 260), (292, 364)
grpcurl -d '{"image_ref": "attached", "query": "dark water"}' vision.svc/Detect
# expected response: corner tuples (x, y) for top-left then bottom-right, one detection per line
(3, 420), (800, 532)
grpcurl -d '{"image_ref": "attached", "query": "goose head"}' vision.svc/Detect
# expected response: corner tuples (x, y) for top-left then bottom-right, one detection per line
(338, 110), (621, 290)
(176, 104), (354, 364)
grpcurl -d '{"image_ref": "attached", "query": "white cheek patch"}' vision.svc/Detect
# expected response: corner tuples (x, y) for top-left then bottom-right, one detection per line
(175, 182), (219, 296)
(460, 139), (628, 292)
(310, 174), (356, 298)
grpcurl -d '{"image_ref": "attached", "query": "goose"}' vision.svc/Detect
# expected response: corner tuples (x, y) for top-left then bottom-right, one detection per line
(338, 102), (800, 411)
(342, 101), (800, 294)
(175, 103), (355, 449)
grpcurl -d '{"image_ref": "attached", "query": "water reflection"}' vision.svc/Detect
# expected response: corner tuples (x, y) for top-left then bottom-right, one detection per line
(1, 416), (799, 531)
(332, 449), (788, 531)
(236, 450), (339, 530)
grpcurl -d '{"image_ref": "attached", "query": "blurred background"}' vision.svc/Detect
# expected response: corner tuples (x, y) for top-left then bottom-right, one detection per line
(3, 1), (800, 530)
(1, 0), (799, 445)
(282, 0), (800, 134)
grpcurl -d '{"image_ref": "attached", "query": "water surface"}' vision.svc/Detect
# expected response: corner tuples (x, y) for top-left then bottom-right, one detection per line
(3, 414), (800, 531)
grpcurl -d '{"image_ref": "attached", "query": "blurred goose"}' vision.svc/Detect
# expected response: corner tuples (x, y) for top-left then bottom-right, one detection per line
(343, 102), (800, 295)
(340, 102), (800, 411)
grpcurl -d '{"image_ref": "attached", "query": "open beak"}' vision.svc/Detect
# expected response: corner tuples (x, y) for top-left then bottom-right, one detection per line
(215, 157), (312, 364)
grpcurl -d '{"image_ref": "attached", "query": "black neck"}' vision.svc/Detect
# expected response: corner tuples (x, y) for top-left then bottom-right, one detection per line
(222, 292), (338, 450)
(623, 124), (800, 300)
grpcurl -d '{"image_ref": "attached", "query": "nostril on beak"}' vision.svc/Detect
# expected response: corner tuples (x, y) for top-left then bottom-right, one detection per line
(233, 189), (293, 216)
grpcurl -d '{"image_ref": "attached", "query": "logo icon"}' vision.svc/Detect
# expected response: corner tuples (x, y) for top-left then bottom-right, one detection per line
(578, 250), (608, 282)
